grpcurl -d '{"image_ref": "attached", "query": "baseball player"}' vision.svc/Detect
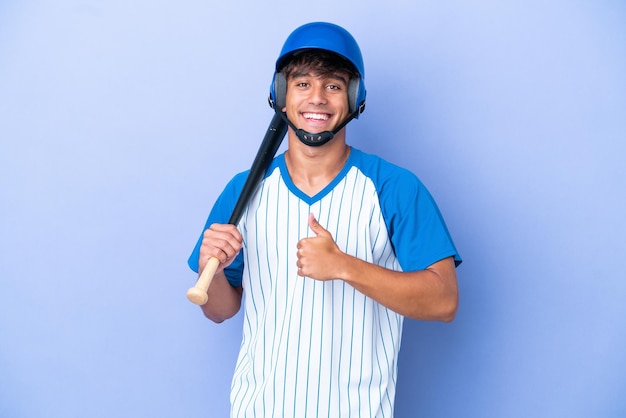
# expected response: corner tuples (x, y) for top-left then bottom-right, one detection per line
(189, 21), (462, 418)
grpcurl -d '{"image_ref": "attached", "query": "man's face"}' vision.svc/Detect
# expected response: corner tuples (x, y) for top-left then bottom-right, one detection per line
(283, 69), (351, 135)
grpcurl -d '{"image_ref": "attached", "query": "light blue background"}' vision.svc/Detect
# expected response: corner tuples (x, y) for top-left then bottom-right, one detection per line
(1, 1), (625, 417)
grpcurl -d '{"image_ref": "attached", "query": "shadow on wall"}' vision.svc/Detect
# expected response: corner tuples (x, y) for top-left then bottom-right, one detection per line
(394, 277), (489, 418)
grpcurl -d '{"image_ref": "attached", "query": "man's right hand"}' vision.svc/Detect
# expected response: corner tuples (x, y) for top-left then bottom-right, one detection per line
(199, 223), (243, 275)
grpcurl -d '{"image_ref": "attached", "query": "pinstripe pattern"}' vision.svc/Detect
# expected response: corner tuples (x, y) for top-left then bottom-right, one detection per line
(230, 158), (403, 418)
(187, 148), (460, 417)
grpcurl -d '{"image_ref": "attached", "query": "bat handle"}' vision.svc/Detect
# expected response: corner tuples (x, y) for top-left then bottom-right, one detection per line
(186, 257), (220, 305)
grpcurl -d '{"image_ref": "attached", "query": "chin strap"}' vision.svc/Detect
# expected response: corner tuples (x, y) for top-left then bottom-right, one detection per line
(276, 108), (361, 147)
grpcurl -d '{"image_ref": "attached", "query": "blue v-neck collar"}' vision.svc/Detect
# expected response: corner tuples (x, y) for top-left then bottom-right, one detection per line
(277, 148), (357, 205)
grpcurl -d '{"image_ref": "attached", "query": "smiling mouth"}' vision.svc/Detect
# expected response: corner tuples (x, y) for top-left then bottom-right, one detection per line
(302, 112), (331, 121)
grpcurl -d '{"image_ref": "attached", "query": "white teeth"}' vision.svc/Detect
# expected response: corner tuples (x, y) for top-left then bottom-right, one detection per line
(303, 113), (329, 121)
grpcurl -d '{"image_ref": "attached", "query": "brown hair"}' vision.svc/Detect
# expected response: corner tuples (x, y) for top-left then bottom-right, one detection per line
(280, 49), (359, 82)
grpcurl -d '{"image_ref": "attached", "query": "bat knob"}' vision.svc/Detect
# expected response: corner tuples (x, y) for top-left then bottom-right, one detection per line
(186, 287), (209, 305)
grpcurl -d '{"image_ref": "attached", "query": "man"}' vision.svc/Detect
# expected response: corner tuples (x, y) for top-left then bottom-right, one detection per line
(188, 21), (462, 418)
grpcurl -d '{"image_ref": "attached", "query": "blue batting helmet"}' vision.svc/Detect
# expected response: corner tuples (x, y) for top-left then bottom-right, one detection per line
(269, 22), (366, 117)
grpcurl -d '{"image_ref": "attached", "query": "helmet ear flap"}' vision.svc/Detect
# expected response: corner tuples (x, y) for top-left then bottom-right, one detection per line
(348, 78), (358, 114)
(348, 78), (366, 117)
(270, 73), (287, 110)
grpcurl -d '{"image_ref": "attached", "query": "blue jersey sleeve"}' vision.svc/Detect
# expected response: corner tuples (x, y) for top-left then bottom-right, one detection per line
(386, 174), (462, 271)
(357, 150), (462, 271)
(187, 171), (248, 287)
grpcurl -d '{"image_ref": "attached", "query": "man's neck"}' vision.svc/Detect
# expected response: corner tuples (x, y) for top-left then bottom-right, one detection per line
(284, 132), (351, 197)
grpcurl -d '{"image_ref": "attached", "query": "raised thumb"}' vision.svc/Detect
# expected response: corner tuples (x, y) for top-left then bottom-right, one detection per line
(308, 213), (330, 237)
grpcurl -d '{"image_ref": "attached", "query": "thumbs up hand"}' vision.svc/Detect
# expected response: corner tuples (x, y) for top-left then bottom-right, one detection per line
(296, 213), (345, 280)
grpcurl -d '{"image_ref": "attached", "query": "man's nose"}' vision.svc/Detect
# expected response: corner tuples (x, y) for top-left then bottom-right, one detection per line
(308, 84), (327, 105)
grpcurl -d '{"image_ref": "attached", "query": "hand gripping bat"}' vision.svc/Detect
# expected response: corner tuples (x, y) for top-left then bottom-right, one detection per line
(186, 112), (288, 305)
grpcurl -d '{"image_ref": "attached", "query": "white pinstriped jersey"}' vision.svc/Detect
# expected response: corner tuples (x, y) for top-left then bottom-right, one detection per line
(189, 148), (461, 418)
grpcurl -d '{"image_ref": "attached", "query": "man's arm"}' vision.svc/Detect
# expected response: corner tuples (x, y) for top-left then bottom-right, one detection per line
(296, 214), (458, 321)
(197, 223), (244, 323)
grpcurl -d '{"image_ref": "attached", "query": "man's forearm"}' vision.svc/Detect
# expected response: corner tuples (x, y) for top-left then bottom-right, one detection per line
(199, 271), (243, 323)
(340, 256), (458, 322)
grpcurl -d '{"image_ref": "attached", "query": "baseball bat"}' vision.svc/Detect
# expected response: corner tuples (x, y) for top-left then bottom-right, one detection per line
(186, 112), (288, 305)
